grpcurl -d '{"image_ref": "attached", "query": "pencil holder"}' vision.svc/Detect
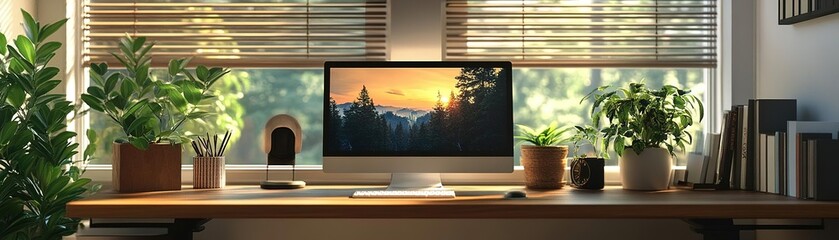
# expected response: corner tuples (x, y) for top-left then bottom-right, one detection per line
(193, 156), (226, 189)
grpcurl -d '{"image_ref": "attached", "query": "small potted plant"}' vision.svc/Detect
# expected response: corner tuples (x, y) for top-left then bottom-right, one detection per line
(516, 123), (573, 189)
(585, 83), (703, 190)
(81, 35), (229, 193)
(569, 125), (607, 190)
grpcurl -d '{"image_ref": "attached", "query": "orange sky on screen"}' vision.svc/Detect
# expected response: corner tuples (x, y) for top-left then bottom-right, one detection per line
(330, 68), (462, 111)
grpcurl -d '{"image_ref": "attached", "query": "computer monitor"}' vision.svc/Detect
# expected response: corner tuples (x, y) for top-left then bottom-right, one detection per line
(323, 61), (513, 190)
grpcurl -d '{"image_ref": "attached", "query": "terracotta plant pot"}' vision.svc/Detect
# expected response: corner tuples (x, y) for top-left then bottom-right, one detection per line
(620, 147), (672, 190)
(570, 157), (605, 190)
(521, 145), (568, 189)
(113, 143), (182, 193)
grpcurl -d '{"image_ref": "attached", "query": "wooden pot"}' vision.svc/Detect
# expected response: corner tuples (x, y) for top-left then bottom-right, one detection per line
(521, 145), (568, 189)
(113, 143), (182, 193)
(620, 147), (672, 191)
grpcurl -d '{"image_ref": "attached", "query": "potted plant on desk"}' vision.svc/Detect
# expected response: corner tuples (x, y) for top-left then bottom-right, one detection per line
(81, 35), (229, 193)
(516, 123), (573, 189)
(569, 125), (607, 190)
(585, 83), (703, 190)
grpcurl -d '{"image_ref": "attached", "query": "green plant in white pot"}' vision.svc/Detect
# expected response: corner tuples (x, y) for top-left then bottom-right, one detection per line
(81, 35), (229, 193)
(586, 83), (703, 190)
(516, 123), (573, 189)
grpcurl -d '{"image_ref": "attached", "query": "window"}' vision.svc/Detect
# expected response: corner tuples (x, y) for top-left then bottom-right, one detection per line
(89, 69), (325, 165)
(82, 0), (386, 165)
(80, 0), (717, 168)
(513, 68), (710, 166)
(446, 0), (717, 166)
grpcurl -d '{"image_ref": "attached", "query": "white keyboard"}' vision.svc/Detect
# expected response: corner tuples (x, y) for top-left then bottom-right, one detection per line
(351, 190), (456, 198)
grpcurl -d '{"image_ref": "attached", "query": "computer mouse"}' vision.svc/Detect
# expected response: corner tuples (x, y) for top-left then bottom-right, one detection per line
(504, 190), (527, 199)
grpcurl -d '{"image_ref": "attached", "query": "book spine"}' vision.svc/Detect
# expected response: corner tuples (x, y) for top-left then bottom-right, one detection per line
(778, 131), (786, 195)
(739, 105), (749, 190)
(747, 100), (757, 191)
(718, 111), (738, 188)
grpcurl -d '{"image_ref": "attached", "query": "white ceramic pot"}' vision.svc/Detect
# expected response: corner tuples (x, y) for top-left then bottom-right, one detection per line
(619, 147), (673, 190)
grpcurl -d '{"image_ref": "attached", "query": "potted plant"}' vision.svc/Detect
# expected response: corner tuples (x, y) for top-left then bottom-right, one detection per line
(0, 10), (98, 238)
(586, 83), (703, 190)
(516, 123), (573, 189)
(569, 125), (607, 190)
(81, 35), (229, 193)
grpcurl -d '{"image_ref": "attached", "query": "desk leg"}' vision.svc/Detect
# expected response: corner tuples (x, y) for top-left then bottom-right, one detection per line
(685, 219), (739, 240)
(170, 218), (212, 240)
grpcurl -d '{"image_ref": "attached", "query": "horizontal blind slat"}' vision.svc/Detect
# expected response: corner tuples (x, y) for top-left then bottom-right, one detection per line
(444, 0), (717, 67)
(83, 0), (387, 67)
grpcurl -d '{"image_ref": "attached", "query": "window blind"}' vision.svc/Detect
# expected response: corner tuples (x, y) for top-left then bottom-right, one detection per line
(83, 0), (387, 67)
(445, 0), (717, 67)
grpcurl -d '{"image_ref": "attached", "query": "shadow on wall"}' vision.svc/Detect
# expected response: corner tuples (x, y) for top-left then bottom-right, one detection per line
(1, 0), (13, 34)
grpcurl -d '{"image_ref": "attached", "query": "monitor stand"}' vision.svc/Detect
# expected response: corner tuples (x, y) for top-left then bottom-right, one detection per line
(386, 173), (447, 191)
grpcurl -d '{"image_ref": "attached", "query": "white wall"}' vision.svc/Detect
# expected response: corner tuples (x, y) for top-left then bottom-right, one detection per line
(1, 0), (36, 38)
(756, 0), (839, 121)
(755, 0), (839, 239)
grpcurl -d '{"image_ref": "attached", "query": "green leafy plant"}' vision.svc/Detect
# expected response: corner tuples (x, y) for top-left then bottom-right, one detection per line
(0, 10), (98, 239)
(81, 35), (230, 150)
(571, 125), (608, 159)
(584, 82), (704, 157)
(515, 122), (573, 147)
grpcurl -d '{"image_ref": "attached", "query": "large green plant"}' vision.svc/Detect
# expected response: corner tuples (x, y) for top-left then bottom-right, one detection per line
(0, 10), (97, 239)
(585, 83), (703, 157)
(81, 35), (230, 150)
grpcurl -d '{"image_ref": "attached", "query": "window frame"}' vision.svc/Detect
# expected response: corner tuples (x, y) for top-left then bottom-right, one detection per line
(70, 0), (717, 185)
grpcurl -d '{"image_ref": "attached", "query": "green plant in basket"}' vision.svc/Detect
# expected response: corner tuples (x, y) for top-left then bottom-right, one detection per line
(81, 35), (230, 150)
(515, 122), (573, 146)
(584, 82), (704, 157)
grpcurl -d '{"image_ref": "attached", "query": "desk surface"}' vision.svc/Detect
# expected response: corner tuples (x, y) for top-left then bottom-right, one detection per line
(66, 185), (839, 219)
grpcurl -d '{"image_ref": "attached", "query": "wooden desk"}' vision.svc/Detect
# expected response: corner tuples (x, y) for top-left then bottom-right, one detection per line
(67, 185), (839, 239)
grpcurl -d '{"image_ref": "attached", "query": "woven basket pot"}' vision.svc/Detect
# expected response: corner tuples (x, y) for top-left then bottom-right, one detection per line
(521, 145), (569, 189)
(193, 157), (226, 189)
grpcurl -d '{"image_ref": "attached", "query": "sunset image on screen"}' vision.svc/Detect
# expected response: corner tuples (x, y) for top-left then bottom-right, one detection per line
(326, 67), (509, 155)
(329, 68), (462, 111)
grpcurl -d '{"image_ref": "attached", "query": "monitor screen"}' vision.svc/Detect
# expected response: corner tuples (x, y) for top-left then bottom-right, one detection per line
(324, 62), (513, 157)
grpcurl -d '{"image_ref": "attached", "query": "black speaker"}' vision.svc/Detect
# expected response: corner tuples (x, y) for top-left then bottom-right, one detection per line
(260, 114), (305, 189)
(570, 157), (605, 190)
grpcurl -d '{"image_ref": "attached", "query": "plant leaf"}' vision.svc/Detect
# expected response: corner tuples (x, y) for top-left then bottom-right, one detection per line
(128, 137), (150, 150)
(7, 85), (26, 108)
(80, 94), (104, 112)
(14, 35), (36, 63)
(0, 33), (6, 55)
(179, 81), (202, 105)
(39, 18), (68, 42)
(21, 10), (39, 42)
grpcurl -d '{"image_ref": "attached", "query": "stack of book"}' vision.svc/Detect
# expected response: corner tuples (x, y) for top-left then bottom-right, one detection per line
(785, 122), (839, 200)
(690, 99), (839, 200)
